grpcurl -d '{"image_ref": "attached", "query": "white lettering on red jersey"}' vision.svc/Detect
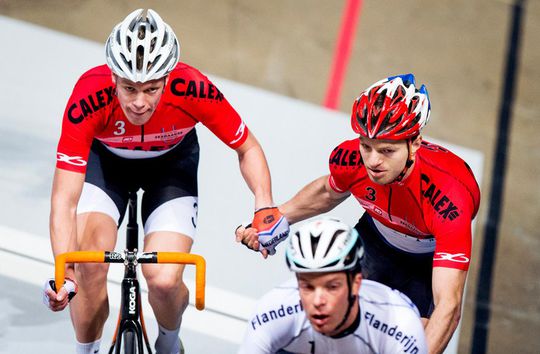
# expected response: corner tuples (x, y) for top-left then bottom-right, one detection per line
(56, 63), (249, 172)
(328, 139), (480, 270)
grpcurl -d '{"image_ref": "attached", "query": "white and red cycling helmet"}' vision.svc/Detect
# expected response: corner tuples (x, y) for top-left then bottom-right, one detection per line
(351, 74), (431, 140)
(105, 9), (180, 83)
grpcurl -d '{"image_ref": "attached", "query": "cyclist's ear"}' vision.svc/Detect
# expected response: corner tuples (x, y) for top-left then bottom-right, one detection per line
(351, 273), (362, 294)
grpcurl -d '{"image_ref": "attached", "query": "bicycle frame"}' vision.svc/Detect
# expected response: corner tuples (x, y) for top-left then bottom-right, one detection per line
(54, 192), (206, 353)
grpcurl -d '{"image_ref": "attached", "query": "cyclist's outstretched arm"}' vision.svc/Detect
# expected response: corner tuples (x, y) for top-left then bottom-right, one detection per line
(424, 267), (467, 354)
(279, 174), (350, 225)
(234, 131), (274, 209)
(46, 168), (85, 310)
(235, 174), (349, 257)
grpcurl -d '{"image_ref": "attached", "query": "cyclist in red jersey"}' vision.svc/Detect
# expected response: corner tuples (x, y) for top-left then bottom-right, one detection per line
(42, 9), (286, 354)
(237, 74), (481, 354)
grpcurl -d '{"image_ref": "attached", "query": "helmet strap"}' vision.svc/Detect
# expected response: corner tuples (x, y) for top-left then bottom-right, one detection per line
(330, 272), (359, 338)
(393, 138), (415, 183)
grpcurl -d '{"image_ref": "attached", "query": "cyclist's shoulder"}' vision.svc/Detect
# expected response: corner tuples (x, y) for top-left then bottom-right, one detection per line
(242, 279), (309, 354)
(329, 137), (363, 170)
(417, 140), (480, 202)
(76, 64), (113, 84)
(70, 64), (115, 96)
(359, 280), (420, 315)
(257, 277), (302, 309)
(418, 140), (474, 177)
(248, 277), (305, 331)
(166, 62), (226, 104)
(168, 62), (212, 82)
(359, 280), (426, 349)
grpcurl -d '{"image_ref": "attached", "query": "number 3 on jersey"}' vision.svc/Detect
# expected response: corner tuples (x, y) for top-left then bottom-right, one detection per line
(114, 120), (126, 135)
(365, 187), (376, 201)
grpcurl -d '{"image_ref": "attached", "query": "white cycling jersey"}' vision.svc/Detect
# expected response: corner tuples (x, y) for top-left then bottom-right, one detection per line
(239, 278), (427, 354)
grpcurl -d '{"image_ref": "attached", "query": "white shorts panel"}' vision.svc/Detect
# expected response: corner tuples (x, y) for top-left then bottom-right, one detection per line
(144, 196), (198, 239)
(77, 182), (121, 225)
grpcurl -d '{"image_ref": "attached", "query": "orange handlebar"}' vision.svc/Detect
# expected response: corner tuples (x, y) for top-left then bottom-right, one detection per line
(54, 251), (206, 310)
(156, 252), (206, 310)
(55, 251), (105, 289)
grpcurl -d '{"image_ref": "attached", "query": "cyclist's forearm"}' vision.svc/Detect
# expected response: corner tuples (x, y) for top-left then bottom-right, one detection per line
(279, 175), (348, 225)
(424, 299), (461, 354)
(236, 133), (274, 209)
(425, 267), (466, 353)
(49, 205), (78, 280)
(49, 169), (84, 265)
(50, 206), (78, 257)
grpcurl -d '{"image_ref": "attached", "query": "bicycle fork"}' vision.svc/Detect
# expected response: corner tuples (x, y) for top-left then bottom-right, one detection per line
(110, 251), (152, 354)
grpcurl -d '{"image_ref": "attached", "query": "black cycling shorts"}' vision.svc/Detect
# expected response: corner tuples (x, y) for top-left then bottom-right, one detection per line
(84, 129), (199, 228)
(355, 213), (435, 317)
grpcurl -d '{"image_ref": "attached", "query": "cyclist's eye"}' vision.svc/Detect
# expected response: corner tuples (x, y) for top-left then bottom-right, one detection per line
(299, 283), (314, 292)
(327, 283), (341, 291)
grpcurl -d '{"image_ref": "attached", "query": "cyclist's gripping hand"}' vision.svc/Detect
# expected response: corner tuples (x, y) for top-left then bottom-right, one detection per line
(252, 207), (290, 257)
(42, 278), (78, 312)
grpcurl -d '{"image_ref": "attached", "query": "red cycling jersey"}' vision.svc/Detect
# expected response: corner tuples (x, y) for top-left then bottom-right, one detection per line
(56, 63), (248, 173)
(328, 139), (480, 270)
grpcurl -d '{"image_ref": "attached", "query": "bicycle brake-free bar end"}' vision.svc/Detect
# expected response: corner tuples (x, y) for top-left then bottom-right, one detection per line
(54, 251), (105, 291)
(157, 252), (206, 311)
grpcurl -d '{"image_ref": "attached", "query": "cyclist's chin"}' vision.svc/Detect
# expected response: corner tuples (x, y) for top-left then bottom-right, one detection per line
(310, 317), (336, 336)
(367, 171), (393, 185)
(126, 112), (152, 126)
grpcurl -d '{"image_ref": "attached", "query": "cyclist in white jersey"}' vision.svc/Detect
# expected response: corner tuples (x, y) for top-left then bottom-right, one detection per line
(239, 218), (427, 354)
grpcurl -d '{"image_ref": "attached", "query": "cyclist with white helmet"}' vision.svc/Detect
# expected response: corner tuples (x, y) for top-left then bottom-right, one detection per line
(237, 74), (481, 353)
(42, 9), (286, 354)
(239, 217), (427, 354)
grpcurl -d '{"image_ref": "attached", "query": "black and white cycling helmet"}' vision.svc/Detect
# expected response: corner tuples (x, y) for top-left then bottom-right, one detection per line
(105, 9), (180, 82)
(286, 217), (364, 273)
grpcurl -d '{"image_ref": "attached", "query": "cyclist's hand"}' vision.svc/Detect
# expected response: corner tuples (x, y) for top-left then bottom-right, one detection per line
(43, 277), (78, 312)
(252, 207), (290, 257)
(236, 222), (269, 258)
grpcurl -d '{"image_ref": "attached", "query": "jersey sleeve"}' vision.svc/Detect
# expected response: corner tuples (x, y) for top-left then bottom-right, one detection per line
(328, 139), (363, 193)
(424, 150), (481, 271)
(56, 66), (112, 173)
(430, 190), (477, 270)
(170, 67), (249, 149)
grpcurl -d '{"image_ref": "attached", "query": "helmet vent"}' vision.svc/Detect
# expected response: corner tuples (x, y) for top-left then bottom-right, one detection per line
(136, 46), (144, 70)
(310, 234), (320, 257)
(138, 25), (146, 40)
(323, 230), (343, 258)
(162, 31), (169, 46)
(295, 231), (305, 259)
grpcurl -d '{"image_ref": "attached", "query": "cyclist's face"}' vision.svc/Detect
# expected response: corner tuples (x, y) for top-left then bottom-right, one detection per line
(297, 272), (361, 336)
(359, 136), (419, 184)
(114, 75), (166, 126)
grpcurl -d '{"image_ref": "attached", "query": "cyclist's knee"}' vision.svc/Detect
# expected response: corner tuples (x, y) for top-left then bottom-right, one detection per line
(145, 267), (186, 298)
(76, 262), (110, 286)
